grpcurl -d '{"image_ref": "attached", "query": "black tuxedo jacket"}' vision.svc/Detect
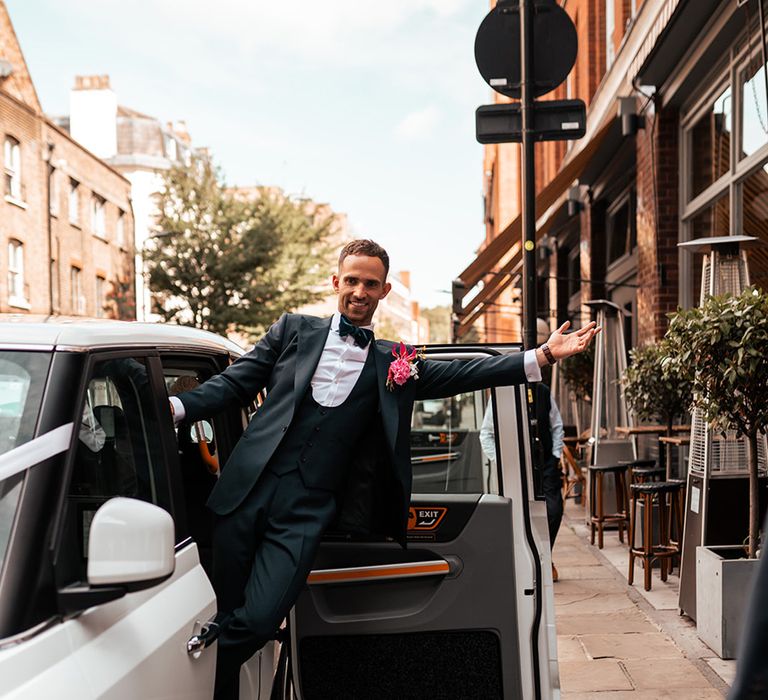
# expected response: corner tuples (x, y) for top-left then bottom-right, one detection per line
(180, 313), (528, 546)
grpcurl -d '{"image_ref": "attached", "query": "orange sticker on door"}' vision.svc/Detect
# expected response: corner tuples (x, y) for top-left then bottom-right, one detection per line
(408, 507), (448, 531)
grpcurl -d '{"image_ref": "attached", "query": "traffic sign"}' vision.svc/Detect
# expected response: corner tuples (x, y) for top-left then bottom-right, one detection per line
(474, 1), (577, 99)
(476, 99), (586, 144)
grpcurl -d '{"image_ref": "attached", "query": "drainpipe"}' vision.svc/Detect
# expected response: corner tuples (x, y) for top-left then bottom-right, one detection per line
(43, 142), (55, 316)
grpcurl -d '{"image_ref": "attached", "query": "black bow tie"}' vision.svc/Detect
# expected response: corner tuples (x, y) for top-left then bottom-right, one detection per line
(338, 314), (374, 348)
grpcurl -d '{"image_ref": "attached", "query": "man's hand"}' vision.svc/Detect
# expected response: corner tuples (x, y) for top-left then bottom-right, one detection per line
(536, 321), (601, 366)
(169, 400), (175, 416)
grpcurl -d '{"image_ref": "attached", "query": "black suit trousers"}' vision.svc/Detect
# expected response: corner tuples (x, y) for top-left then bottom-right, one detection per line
(211, 466), (337, 700)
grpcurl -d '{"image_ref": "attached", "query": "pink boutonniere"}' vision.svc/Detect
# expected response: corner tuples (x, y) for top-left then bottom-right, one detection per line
(386, 342), (425, 391)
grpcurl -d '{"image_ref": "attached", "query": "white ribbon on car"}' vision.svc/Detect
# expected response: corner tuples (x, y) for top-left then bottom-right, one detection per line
(0, 423), (74, 483)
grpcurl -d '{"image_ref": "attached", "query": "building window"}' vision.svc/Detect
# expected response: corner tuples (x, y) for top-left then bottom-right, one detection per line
(49, 167), (59, 216)
(8, 239), (27, 306)
(69, 180), (80, 225)
(681, 31), (768, 306)
(116, 210), (125, 247)
(91, 195), (106, 237)
(4, 136), (21, 201)
(567, 246), (581, 304)
(606, 191), (637, 268)
(95, 276), (106, 318)
(71, 266), (84, 314)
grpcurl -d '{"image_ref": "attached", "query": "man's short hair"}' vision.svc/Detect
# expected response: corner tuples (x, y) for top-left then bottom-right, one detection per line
(338, 239), (390, 277)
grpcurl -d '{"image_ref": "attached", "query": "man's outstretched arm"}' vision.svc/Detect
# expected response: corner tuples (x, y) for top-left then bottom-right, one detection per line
(415, 321), (599, 400)
(171, 313), (290, 424)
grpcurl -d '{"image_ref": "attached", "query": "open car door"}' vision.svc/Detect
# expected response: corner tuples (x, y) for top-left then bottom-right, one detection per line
(287, 346), (559, 699)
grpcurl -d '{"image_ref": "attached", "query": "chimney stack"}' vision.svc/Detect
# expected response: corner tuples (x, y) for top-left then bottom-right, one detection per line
(70, 74), (117, 159)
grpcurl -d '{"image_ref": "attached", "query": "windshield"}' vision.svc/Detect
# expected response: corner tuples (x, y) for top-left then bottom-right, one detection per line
(0, 351), (51, 570)
(0, 351), (51, 457)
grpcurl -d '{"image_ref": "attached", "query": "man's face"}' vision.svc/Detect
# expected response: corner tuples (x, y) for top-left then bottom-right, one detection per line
(332, 254), (391, 326)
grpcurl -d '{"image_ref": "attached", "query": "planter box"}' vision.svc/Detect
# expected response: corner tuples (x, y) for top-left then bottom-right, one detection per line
(696, 545), (761, 659)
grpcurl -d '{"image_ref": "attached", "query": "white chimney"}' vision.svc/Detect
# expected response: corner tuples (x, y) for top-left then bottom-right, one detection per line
(69, 75), (117, 159)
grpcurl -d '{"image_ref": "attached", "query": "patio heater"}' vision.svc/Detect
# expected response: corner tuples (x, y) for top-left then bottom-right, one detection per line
(677, 235), (768, 620)
(584, 300), (636, 521)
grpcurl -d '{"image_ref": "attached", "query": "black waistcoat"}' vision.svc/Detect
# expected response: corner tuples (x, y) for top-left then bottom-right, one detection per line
(530, 383), (553, 464)
(267, 348), (379, 491)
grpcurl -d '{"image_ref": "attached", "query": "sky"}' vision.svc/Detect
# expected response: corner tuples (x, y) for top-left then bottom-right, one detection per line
(7, 0), (493, 307)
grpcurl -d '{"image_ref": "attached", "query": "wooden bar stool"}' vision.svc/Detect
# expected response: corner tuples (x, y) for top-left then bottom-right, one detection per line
(628, 480), (685, 590)
(588, 464), (630, 549)
(618, 459), (658, 485)
(631, 466), (665, 484)
(667, 478), (686, 559)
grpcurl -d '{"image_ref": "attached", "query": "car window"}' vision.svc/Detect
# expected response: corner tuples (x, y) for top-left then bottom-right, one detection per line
(58, 356), (171, 584)
(410, 389), (498, 494)
(162, 363), (227, 572)
(0, 351), (51, 574)
(0, 351), (50, 457)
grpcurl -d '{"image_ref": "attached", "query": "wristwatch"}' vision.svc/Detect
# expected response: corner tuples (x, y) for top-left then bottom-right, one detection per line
(540, 343), (557, 365)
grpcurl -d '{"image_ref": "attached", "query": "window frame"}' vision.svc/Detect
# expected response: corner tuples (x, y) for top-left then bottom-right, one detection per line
(50, 350), (180, 586)
(91, 195), (107, 239)
(70, 266), (84, 315)
(4, 136), (21, 202)
(68, 179), (80, 226)
(158, 351), (247, 545)
(679, 29), (768, 307)
(95, 276), (106, 318)
(7, 239), (28, 308)
(605, 187), (637, 272)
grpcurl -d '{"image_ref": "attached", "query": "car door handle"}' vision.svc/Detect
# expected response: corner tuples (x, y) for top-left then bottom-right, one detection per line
(186, 620), (220, 657)
(307, 559), (451, 585)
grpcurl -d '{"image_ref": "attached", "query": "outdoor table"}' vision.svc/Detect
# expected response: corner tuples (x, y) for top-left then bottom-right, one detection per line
(658, 436), (691, 446)
(615, 425), (690, 436)
(659, 435), (691, 480)
(616, 426), (691, 479)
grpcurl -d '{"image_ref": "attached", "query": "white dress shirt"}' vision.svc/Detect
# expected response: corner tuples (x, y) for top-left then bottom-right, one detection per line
(170, 313), (542, 421)
(479, 390), (563, 463)
(309, 311), (374, 407)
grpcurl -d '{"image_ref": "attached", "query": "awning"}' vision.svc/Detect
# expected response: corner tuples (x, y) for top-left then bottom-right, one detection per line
(454, 117), (615, 337)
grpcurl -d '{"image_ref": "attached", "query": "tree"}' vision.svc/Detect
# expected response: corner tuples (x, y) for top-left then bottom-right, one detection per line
(560, 343), (594, 403)
(421, 305), (450, 343)
(622, 340), (693, 474)
(665, 287), (768, 558)
(145, 156), (335, 339)
(622, 340), (693, 433)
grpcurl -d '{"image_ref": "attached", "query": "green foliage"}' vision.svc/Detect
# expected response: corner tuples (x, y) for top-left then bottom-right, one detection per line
(421, 306), (450, 343)
(145, 155), (335, 340)
(622, 340), (692, 428)
(665, 287), (768, 558)
(664, 287), (768, 439)
(560, 342), (594, 402)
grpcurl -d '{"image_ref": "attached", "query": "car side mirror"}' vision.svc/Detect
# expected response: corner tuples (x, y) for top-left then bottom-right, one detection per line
(58, 498), (175, 615)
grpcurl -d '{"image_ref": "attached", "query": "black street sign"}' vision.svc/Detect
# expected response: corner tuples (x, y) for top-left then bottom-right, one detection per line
(474, 0), (577, 99)
(476, 99), (586, 144)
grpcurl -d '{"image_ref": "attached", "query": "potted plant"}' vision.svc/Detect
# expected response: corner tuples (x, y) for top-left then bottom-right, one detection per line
(665, 286), (768, 657)
(622, 339), (693, 476)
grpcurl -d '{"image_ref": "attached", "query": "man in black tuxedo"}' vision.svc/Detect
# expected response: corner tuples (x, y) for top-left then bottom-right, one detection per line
(169, 239), (599, 698)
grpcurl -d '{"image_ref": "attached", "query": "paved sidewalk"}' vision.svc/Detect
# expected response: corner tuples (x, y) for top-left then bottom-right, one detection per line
(554, 502), (734, 699)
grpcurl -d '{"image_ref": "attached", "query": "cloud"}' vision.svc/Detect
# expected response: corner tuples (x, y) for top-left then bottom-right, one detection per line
(394, 106), (441, 141)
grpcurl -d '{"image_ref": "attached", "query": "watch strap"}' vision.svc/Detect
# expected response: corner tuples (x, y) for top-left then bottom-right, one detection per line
(541, 343), (556, 365)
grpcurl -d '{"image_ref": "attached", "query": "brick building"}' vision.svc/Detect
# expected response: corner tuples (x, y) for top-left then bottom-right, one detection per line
(52, 75), (198, 321)
(0, 2), (134, 319)
(454, 0), (768, 352)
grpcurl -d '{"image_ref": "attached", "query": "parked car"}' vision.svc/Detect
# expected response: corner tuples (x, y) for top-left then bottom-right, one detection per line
(0, 321), (559, 699)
